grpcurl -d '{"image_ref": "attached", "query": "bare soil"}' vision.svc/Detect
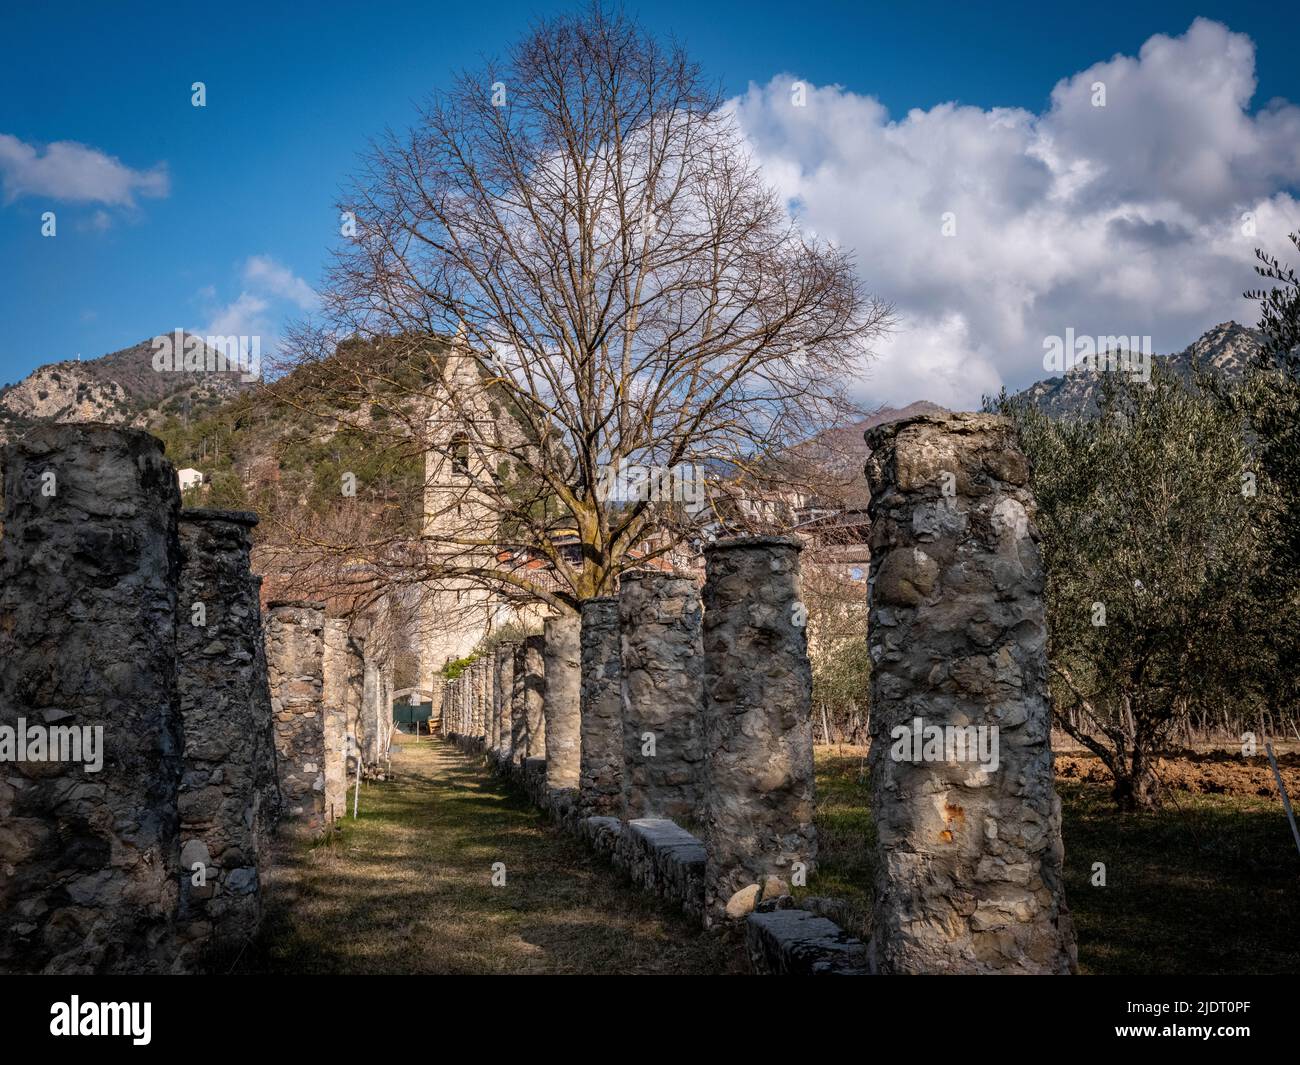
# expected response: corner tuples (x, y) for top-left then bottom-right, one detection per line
(1054, 745), (1300, 800)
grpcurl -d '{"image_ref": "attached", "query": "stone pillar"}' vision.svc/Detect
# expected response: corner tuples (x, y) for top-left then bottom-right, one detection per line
(323, 619), (357, 824)
(701, 536), (817, 923)
(474, 659), (488, 739)
(579, 597), (624, 816)
(248, 574), (282, 834)
(175, 509), (273, 956)
(339, 629), (364, 787)
(462, 666), (472, 738)
(265, 601), (327, 830)
(543, 614), (582, 789)
(511, 643), (528, 764)
(361, 651), (382, 764)
(0, 425), (183, 974)
(495, 644), (516, 760)
(379, 666), (392, 758)
(618, 571), (705, 823)
(864, 412), (1076, 975)
(521, 634), (546, 758)
(484, 658), (495, 741)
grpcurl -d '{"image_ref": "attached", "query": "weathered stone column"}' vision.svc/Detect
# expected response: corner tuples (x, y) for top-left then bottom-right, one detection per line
(483, 657), (491, 749)
(265, 601), (327, 830)
(543, 614), (582, 789)
(474, 658), (489, 740)
(510, 643), (529, 764)
(864, 412), (1076, 975)
(701, 536), (817, 923)
(618, 571), (705, 823)
(521, 634), (546, 758)
(495, 643), (516, 761)
(323, 618), (357, 824)
(360, 650), (382, 764)
(379, 667), (393, 758)
(461, 672), (471, 736)
(175, 509), (273, 956)
(579, 597), (624, 816)
(248, 574), (282, 833)
(0, 425), (183, 974)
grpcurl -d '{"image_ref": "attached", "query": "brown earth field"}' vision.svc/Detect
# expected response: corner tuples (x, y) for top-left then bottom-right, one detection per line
(1054, 743), (1300, 800)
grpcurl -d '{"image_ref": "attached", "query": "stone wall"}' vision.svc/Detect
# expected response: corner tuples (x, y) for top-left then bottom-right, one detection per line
(864, 412), (1076, 975)
(0, 425), (184, 973)
(175, 509), (277, 957)
(701, 536), (818, 924)
(265, 601), (327, 830)
(618, 572), (705, 824)
(521, 634), (546, 757)
(578, 597), (623, 817)
(542, 614), (581, 790)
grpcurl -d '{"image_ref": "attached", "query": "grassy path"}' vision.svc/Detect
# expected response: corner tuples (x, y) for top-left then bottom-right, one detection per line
(239, 735), (744, 974)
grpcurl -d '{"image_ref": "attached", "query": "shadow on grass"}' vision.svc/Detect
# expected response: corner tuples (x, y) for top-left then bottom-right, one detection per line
(810, 747), (1300, 975)
(235, 738), (745, 975)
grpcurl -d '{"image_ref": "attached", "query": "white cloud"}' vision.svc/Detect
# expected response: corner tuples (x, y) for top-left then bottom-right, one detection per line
(0, 134), (168, 207)
(243, 255), (318, 310)
(202, 291), (272, 340)
(196, 256), (316, 353)
(731, 18), (1300, 409)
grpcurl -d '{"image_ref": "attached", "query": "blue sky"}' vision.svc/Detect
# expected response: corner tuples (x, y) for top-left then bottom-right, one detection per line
(3, 1), (1299, 407)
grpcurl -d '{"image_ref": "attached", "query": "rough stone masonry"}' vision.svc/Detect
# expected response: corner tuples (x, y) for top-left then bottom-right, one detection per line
(864, 411), (1076, 975)
(265, 601), (328, 831)
(175, 509), (279, 957)
(701, 536), (817, 923)
(0, 425), (185, 974)
(578, 597), (623, 816)
(619, 571), (705, 824)
(520, 634), (546, 758)
(543, 613), (582, 790)
(323, 618), (360, 824)
(494, 643), (516, 761)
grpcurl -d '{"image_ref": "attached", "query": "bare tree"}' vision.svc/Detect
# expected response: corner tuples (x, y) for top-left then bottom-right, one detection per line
(269, 4), (890, 612)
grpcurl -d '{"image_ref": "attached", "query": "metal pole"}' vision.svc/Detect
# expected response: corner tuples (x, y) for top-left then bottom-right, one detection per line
(1266, 742), (1300, 858)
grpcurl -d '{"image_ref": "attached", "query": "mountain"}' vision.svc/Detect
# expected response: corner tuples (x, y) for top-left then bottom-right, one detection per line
(0, 334), (256, 443)
(1009, 321), (1265, 417)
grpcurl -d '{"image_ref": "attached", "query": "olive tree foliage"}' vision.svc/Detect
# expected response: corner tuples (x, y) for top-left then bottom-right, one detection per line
(995, 365), (1267, 810)
(272, 4), (890, 614)
(1242, 232), (1300, 716)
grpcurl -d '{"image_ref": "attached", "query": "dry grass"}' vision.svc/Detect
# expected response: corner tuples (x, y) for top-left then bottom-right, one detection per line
(237, 736), (745, 975)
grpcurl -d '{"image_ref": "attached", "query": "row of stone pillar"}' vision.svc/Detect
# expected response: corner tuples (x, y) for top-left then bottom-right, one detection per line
(0, 425), (402, 973)
(442, 537), (817, 926)
(265, 601), (395, 827)
(0, 426), (279, 973)
(441, 412), (1075, 972)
